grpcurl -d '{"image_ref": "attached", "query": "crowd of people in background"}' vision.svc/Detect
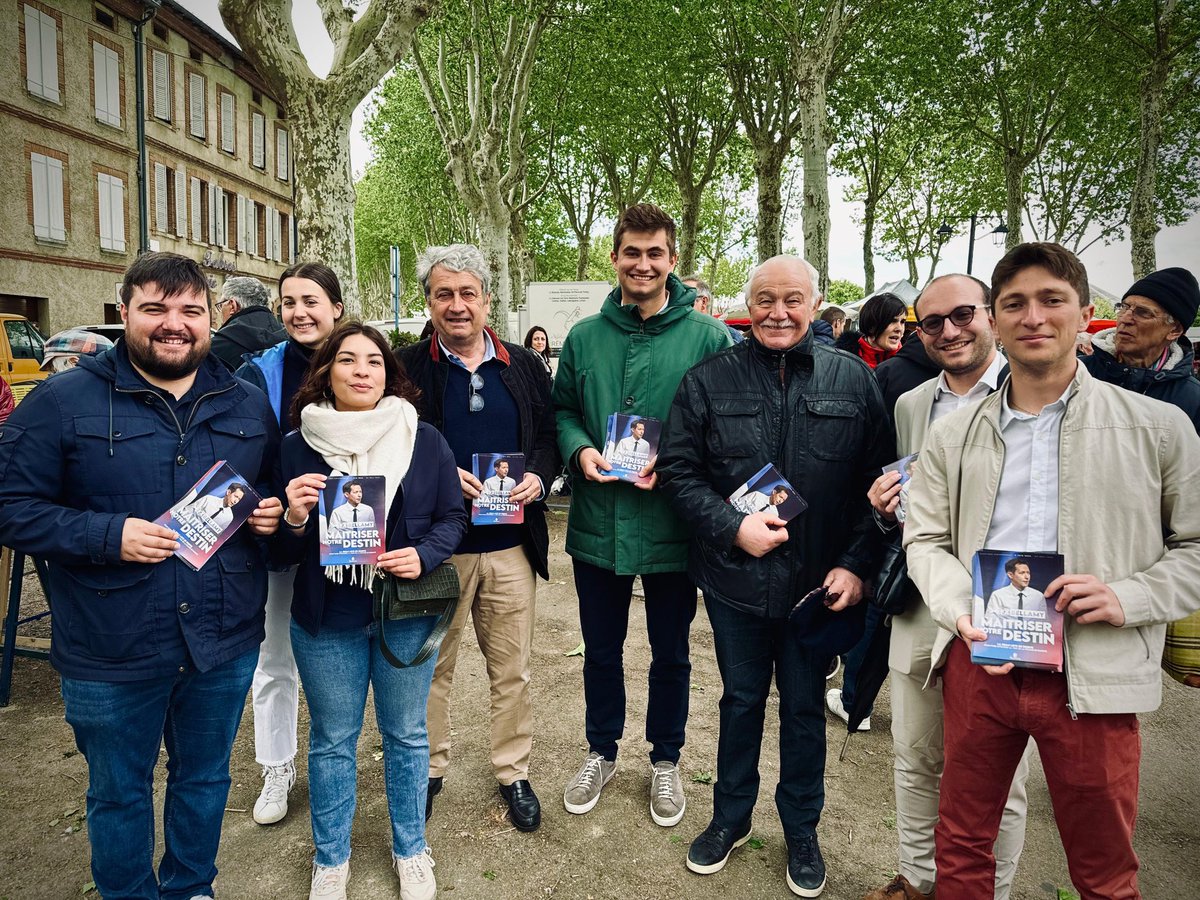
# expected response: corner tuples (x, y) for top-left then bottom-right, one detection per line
(0, 201), (1198, 900)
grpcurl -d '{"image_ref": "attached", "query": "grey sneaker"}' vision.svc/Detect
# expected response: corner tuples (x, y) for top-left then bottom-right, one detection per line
(563, 751), (616, 814)
(650, 760), (686, 826)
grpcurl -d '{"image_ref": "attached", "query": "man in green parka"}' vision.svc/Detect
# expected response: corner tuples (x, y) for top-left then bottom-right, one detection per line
(552, 203), (732, 826)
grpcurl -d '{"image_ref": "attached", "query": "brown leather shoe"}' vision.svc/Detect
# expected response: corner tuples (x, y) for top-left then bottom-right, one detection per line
(860, 874), (934, 900)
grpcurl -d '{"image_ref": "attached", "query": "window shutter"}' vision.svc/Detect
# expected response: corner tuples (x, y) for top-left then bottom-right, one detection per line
(189, 176), (201, 240)
(105, 47), (120, 126)
(47, 157), (65, 241)
(189, 73), (205, 138)
(154, 163), (167, 232)
(265, 205), (275, 260)
(111, 176), (126, 252)
(174, 168), (187, 238)
(220, 93), (234, 153)
(31, 153), (50, 239)
(215, 187), (226, 247)
(94, 43), (120, 126)
(276, 130), (288, 180)
(39, 10), (59, 101)
(152, 50), (170, 120)
(207, 182), (216, 244)
(252, 113), (265, 168)
(97, 174), (111, 248)
(25, 6), (60, 102)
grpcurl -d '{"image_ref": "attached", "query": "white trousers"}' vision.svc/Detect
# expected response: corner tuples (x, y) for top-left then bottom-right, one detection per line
(251, 568), (299, 767)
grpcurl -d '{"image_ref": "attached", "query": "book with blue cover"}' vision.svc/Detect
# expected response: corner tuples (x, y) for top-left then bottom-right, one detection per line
(156, 460), (261, 570)
(318, 475), (386, 565)
(602, 413), (661, 483)
(727, 463), (807, 522)
(971, 549), (1065, 671)
(471, 452), (525, 525)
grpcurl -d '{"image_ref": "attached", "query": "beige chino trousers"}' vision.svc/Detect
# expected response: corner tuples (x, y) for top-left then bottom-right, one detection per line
(427, 545), (536, 785)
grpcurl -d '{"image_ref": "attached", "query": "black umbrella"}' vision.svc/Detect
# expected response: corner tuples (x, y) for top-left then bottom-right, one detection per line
(837, 611), (893, 761)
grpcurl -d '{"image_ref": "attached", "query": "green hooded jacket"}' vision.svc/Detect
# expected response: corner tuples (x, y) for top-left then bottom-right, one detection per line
(552, 274), (733, 574)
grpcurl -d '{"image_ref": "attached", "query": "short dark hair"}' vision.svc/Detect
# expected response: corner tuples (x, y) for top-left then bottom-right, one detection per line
(279, 262), (346, 311)
(770, 485), (789, 498)
(614, 203), (676, 257)
(225, 482), (248, 494)
(342, 479), (363, 495)
(290, 323), (421, 427)
(914, 274), (991, 319)
(819, 306), (846, 324)
(629, 418), (645, 429)
(858, 292), (907, 341)
(991, 243), (1090, 309)
(494, 459), (508, 471)
(1005, 557), (1031, 575)
(120, 252), (210, 307)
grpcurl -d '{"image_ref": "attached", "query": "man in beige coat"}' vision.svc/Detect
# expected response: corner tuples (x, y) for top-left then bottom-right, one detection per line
(861, 273), (1027, 900)
(904, 243), (1200, 899)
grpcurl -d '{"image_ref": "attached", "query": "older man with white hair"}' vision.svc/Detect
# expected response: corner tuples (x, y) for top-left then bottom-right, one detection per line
(659, 254), (890, 898)
(210, 276), (286, 371)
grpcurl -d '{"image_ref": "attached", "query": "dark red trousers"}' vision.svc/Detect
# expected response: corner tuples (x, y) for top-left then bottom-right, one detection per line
(936, 640), (1141, 899)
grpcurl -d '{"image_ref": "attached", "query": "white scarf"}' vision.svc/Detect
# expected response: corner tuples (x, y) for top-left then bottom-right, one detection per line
(299, 395), (419, 587)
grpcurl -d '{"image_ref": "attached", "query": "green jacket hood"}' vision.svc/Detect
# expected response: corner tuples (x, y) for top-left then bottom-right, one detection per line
(599, 274), (697, 334)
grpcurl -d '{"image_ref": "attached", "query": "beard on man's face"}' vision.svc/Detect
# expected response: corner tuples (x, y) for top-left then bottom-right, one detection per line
(125, 327), (209, 380)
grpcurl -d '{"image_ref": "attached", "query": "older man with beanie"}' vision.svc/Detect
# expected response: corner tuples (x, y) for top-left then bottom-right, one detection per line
(210, 276), (287, 371)
(1082, 266), (1200, 432)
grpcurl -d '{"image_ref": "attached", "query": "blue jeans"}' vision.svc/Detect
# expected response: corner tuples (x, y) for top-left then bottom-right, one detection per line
(706, 598), (826, 836)
(573, 560), (697, 764)
(290, 617), (437, 866)
(60, 649), (258, 900)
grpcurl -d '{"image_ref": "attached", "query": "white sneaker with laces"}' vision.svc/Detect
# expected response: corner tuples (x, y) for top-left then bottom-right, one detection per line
(309, 860), (349, 900)
(825, 688), (870, 731)
(253, 759), (296, 825)
(394, 847), (437, 900)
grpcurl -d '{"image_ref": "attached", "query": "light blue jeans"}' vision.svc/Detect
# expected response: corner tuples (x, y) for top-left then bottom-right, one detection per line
(290, 617), (437, 866)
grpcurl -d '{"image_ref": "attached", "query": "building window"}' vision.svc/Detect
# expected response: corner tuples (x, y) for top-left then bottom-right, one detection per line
(152, 22), (167, 41)
(93, 3), (115, 29)
(219, 91), (236, 155)
(238, 194), (258, 256)
(30, 150), (67, 242)
(23, 3), (61, 103)
(97, 172), (125, 252)
(275, 128), (289, 181)
(280, 211), (290, 263)
(151, 48), (171, 121)
(173, 167), (187, 238)
(187, 70), (207, 140)
(93, 40), (121, 127)
(251, 111), (266, 169)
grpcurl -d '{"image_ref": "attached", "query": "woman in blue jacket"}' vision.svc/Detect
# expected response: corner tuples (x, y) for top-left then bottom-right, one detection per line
(277, 323), (466, 900)
(236, 262), (345, 825)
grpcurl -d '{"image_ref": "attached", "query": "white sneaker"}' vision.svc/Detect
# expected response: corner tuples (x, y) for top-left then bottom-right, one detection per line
(825, 688), (870, 731)
(394, 847), (437, 900)
(309, 860), (349, 899)
(253, 760), (296, 825)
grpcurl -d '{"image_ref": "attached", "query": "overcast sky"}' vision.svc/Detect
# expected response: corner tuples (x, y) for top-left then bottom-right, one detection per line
(180, 0), (1198, 295)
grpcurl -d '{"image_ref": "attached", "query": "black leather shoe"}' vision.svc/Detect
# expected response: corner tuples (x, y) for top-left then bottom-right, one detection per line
(425, 776), (443, 823)
(686, 819), (752, 875)
(498, 779), (541, 832)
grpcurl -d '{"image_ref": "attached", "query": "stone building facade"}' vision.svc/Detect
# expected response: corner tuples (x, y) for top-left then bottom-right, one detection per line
(0, 0), (293, 335)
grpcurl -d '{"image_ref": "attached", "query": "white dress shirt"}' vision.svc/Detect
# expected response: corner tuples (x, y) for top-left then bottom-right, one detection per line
(328, 501), (376, 534)
(986, 582), (1048, 614)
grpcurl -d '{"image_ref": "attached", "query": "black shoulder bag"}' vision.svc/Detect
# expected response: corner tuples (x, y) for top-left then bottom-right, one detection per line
(372, 562), (461, 668)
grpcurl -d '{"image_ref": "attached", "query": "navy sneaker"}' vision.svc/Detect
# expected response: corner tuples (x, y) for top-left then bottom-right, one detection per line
(785, 831), (826, 897)
(686, 819), (753, 875)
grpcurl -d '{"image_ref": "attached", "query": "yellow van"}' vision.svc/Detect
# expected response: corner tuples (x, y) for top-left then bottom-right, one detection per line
(0, 314), (49, 389)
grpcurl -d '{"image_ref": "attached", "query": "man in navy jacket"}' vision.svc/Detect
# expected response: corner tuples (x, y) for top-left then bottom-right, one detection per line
(0, 253), (282, 900)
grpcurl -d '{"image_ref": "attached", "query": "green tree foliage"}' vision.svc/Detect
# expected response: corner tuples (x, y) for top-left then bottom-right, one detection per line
(825, 279), (863, 306)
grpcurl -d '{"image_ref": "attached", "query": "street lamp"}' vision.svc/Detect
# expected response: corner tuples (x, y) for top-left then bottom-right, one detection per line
(936, 214), (1007, 275)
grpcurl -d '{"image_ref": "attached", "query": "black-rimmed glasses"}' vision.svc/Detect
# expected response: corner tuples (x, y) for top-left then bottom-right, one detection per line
(917, 304), (985, 335)
(469, 372), (485, 412)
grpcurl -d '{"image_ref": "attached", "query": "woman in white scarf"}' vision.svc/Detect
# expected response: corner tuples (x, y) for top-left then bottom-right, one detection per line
(278, 323), (466, 900)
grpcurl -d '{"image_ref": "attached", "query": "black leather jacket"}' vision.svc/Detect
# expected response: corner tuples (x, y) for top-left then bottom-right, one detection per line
(659, 331), (893, 619)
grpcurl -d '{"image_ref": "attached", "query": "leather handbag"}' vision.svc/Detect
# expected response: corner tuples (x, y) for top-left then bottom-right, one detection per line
(871, 531), (915, 616)
(372, 562), (460, 669)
